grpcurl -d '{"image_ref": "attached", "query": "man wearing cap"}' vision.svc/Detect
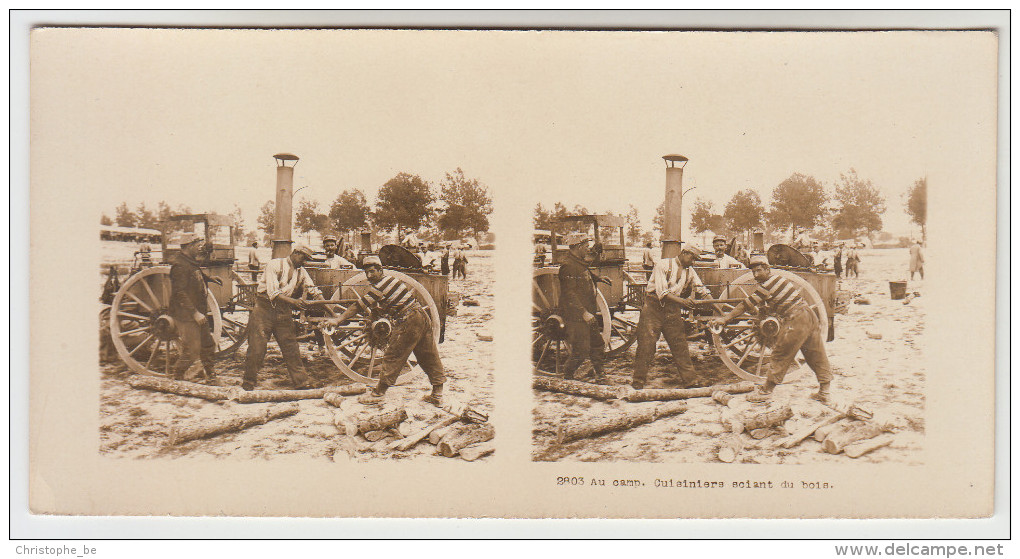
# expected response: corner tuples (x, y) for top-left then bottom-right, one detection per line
(709, 254), (834, 404)
(712, 236), (744, 269)
(327, 255), (446, 406)
(169, 233), (221, 383)
(242, 244), (324, 391)
(322, 234), (354, 269)
(631, 244), (710, 390)
(557, 232), (610, 381)
(642, 241), (656, 271)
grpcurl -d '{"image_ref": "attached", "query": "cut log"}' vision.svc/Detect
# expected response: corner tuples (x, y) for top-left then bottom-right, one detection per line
(363, 430), (390, 442)
(556, 401), (687, 444)
(533, 376), (627, 401)
(720, 409), (744, 434)
(325, 384), (369, 396)
(128, 375), (231, 401)
(354, 408), (407, 436)
(712, 391), (735, 407)
(735, 404), (793, 433)
(748, 428), (773, 440)
(429, 423), (459, 445)
(717, 434), (744, 463)
(779, 413), (845, 449)
(234, 388), (326, 404)
(844, 434), (895, 458)
(814, 422), (844, 442)
(459, 442), (495, 462)
(166, 403), (299, 446)
(822, 422), (888, 454)
(438, 423), (496, 457)
(624, 382), (755, 402)
(388, 415), (460, 451)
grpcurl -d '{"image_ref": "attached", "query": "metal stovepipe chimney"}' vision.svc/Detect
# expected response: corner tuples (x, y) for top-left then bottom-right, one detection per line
(272, 153), (299, 259)
(661, 154), (689, 259)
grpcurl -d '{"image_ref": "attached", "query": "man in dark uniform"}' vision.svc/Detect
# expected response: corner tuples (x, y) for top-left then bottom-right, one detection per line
(710, 253), (834, 404)
(558, 233), (610, 381)
(169, 233), (220, 383)
(327, 256), (446, 406)
(631, 244), (709, 390)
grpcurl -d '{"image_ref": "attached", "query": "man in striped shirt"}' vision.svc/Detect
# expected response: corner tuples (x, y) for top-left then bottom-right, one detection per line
(710, 253), (834, 403)
(631, 244), (711, 390)
(329, 255), (445, 406)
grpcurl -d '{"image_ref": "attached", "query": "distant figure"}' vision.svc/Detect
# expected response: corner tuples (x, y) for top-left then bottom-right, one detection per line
(909, 240), (925, 280)
(138, 243), (152, 266)
(248, 241), (261, 282)
(452, 246), (468, 279)
(833, 244), (843, 278)
(642, 241), (656, 271)
(534, 240), (548, 266)
(845, 246), (860, 278)
(101, 265), (120, 305)
(441, 245), (451, 276)
(712, 235), (743, 269)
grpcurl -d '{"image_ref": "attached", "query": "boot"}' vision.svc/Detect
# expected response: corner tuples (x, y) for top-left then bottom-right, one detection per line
(746, 381), (776, 403)
(423, 384), (444, 407)
(810, 383), (832, 405)
(357, 386), (387, 405)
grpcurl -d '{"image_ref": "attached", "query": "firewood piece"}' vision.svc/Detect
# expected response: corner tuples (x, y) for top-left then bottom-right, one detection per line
(779, 413), (845, 449)
(844, 434), (895, 458)
(814, 422), (844, 442)
(533, 376), (627, 401)
(166, 404), (299, 446)
(389, 415), (460, 451)
(323, 392), (345, 408)
(717, 434), (744, 463)
(712, 391), (735, 407)
(737, 404), (793, 433)
(821, 422), (889, 454)
(326, 384), (369, 396)
(556, 401), (687, 444)
(720, 409), (744, 433)
(429, 423), (459, 445)
(363, 430), (390, 442)
(234, 388), (326, 404)
(438, 423), (496, 457)
(748, 428), (773, 440)
(128, 375), (231, 401)
(624, 382), (755, 402)
(459, 442), (495, 462)
(354, 408), (407, 436)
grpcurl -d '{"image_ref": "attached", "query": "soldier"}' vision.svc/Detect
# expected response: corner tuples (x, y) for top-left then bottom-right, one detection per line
(909, 240), (924, 280)
(709, 253), (834, 404)
(558, 233), (610, 381)
(631, 244), (710, 390)
(242, 243), (324, 391)
(322, 234), (354, 269)
(169, 233), (221, 383)
(641, 241), (656, 271)
(247, 241), (261, 282)
(327, 256), (446, 406)
(712, 235), (743, 269)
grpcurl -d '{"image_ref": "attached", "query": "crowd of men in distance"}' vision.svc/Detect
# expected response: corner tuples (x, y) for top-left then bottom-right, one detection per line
(553, 234), (834, 404)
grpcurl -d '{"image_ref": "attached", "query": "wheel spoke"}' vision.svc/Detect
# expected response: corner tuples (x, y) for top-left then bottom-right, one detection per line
(736, 341), (755, 367)
(724, 329), (755, 350)
(339, 332), (367, 349)
(347, 339), (369, 367)
(160, 276), (170, 306)
(128, 333), (155, 357)
(125, 291), (154, 313)
(145, 340), (159, 368)
(366, 345), (378, 378)
(755, 345), (766, 378)
(163, 340), (170, 376)
(532, 332), (547, 348)
(119, 325), (149, 337)
(118, 310), (150, 321)
(140, 277), (161, 309)
(533, 282), (552, 311)
(537, 339), (551, 366)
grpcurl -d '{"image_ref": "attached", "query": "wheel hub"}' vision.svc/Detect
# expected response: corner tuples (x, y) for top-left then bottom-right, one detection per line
(151, 314), (176, 341)
(542, 314), (567, 340)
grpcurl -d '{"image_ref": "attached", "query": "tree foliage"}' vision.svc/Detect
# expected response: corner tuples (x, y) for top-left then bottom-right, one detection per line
(724, 189), (765, 234)
(437, 168), (492, 237)
(329, 189), (371, 233)
(905, 176), (927, 239)
(653, 202), (664, 234)
(832, 168), (886, 238)
(257, 200), (276, 237)
(689, 198), (715, 235)
(115, 202), (137, 227)
(295, 199), (330, 235)
(374, 173), (435, 237)
(768, 173), (828, 239)
(625, 205), (642, 244)
(533, 203), (552, 229)
(229, 204), (246, 242)
(100, 214), (113, 226)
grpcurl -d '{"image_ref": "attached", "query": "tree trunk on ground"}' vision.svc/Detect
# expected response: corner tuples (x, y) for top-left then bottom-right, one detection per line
(438, 423), (496, 457)
(624, 382), (754, 402)
(459, 442), (495, 461)
(556, 401), (687, 444)
(128, 375), (231, 401)
(717, 434), (744, 463)
(166, 403), (299, 446)
(732, 404), (793, 434)
(822, 422), (888, 454)
(336, 408), (408, 437)
(532, 377), (627, 401)
(844, 434), (895, 458)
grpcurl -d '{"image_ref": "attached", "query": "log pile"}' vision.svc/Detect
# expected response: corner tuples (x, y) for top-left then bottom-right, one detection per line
(437, 423), (496, 457)
(166, 403), (299, 446)
(556, 401), (688, 445)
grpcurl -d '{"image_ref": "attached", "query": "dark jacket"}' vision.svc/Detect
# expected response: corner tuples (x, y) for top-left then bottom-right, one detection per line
(558, 252), (601, 320)
(170, 253), (210, 317)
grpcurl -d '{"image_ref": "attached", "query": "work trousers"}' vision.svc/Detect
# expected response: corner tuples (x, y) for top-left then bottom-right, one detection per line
(172, 313), (216, 379)
(766, 306), (833, 387)
(377, 307), (445, 390)
(243, 298), (310, 388)
(833, 259), (842, 278)
(633, 297), (696, 385)
(563, 315), (605, 378)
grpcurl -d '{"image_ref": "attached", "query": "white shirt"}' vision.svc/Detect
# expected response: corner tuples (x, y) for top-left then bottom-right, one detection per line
(326, 254), (354, 269)
(259, 256), (321, 301)
(715, 253), (744, 269)
(645, 257), (710, 301)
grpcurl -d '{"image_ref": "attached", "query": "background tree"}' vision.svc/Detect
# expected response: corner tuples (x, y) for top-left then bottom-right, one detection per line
(625, 204), (642, 245)
(832, 168), (886, 239)
(257, 200), (276, 241)
(229, 204), (246, 244)
(295, 199), (330, 242)
(652, 202), (664, 235)
(533, 203), (552, 230)
(437, 168), (493, 240)
(154, 201), (193, 234)
(905, 176), (927, 240)
(100, 213), (113, 226)
(724, 189), (765, 242)
(114, 202), (137, 227)
(374, 173), (435, 241)
(329, 189), (371, 243)
(768, 173), (828, 242)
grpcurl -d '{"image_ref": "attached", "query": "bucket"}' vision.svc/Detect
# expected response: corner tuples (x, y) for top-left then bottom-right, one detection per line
(889, 281), (907, 300)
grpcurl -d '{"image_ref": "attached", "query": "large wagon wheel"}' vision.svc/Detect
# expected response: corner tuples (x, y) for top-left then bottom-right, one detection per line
(321, 270), (441, 385)
(109, 266), (222, 376)
(531, 267), (612, 375)
(213, 269), (254, 358)
(709, 269), (828, 382)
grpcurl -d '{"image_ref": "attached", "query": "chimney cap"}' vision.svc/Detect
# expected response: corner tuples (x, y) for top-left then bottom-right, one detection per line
(273, 153), (300, 161)
(662, 154), (689, 163)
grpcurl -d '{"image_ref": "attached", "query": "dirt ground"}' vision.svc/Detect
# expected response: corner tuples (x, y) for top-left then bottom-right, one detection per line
(532, 248), (926, 464)
(99, 251), (495, 462)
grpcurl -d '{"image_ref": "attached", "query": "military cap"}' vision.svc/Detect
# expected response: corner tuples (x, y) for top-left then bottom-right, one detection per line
(322, 234), (338, 243)
(362, 255), (383, 268)
(713, 235), (728, 243)
(680, 244), (701, 257)
(292, 243), (315, 257)
(176, 232), (204, 246)
(563, 233), (591, 247)
(749, 253), (769, 267)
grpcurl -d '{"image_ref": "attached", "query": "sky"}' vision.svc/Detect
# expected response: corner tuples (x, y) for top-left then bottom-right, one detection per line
(32, 29), (993, 237)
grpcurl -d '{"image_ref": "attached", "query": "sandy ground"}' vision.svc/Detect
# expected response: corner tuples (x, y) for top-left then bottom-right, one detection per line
(533, 248), (925, 464)
(99, 250), (495, 462)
